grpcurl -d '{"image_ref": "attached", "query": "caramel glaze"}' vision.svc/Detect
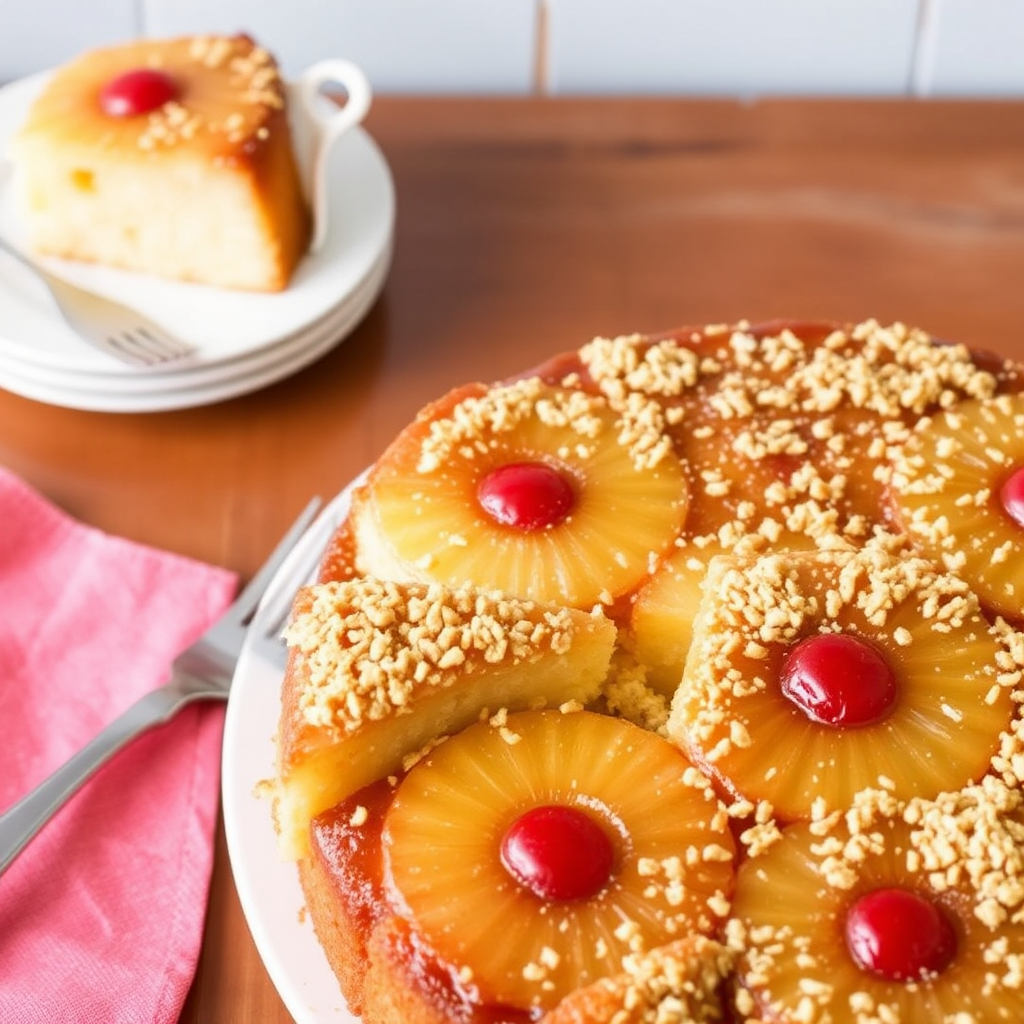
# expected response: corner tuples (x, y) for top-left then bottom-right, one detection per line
(305, 781), (538, 1024)
(317, 515), (359, 585)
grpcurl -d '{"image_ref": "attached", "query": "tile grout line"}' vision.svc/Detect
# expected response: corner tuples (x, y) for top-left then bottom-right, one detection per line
(908, 0), (938, 98)
(534, 0), (549, 96)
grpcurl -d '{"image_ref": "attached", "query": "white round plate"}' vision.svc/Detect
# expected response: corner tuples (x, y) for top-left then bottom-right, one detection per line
(0, 71), (395, 376)
(223, 485), (361, 1024)
(0, 246), (389, 411)
(1, 243), (390, 401)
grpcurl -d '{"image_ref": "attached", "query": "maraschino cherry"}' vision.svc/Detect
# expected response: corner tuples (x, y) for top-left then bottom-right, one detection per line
(500, 804), (614, 902)
(780, 633), (898, 727)
(477, 461), (575, 531)
(1000, 466), (1024, 529)
(100, 69), (178, 117)
(846, 887), (958, 981)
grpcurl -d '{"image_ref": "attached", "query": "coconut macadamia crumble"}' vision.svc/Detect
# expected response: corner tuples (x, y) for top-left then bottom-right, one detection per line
(546, 937), (734, 1023)
(415, 376), (674, 474)
(136, 36), (285, 151)
(285, 578), (578, 732)
(579, 321), (999, 569)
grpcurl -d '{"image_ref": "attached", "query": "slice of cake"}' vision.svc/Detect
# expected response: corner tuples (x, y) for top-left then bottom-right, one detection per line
(9, 34), (311, 291)
(274, 576), (617, 859)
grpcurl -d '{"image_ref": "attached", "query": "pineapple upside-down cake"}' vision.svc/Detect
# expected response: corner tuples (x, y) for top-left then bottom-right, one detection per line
(271, 319), (1024, 1024)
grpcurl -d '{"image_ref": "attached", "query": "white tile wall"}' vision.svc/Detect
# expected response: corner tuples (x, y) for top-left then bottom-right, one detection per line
(1, 0), (1024, 97)
(0, 0), (137, 82)
(913, 0), (1024, 97)
(544, 0), (920, 97)
(143, 0), (539, 94)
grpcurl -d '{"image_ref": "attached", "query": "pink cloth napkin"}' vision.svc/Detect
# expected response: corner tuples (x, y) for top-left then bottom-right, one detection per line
(0, 468), (238, 1024)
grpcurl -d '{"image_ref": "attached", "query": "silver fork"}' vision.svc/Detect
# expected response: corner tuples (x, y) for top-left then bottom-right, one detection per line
(0, 496), (324, 876)
(0, 233), (197, 368)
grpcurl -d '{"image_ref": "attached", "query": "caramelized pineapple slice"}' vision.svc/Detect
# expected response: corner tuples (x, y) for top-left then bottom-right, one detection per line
(274, 578), (616, 859)
(668, 548), (1016, 820)
(730, 808), (1024, 1022)
(350, 378), (688, 608)
(890, 393), (1024, 621)
(628, 541), (713, 699)
(630, 530), (816, 700)
(382, 710), (735, 1012)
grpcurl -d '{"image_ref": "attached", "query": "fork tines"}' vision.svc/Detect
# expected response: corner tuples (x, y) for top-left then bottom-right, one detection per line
(107, 327), (197, 366)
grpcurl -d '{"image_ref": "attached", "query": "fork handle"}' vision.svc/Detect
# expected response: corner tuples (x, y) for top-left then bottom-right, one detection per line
(0, 680), (222, 876)
(0, 232), (57, 297)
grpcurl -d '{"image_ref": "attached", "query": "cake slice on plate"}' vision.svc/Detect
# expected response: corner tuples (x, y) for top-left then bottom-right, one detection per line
(9, 34), (310, 291)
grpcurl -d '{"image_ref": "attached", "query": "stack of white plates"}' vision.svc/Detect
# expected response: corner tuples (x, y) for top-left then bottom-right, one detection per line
(0, 74), (395, 413)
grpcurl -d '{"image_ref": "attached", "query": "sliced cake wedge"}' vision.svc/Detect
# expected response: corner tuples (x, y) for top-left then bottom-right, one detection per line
(273, 576), (616, 859)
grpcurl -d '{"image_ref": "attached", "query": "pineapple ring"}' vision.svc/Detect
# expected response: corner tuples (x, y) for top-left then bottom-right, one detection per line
(731, 816), (1024, 1023)
(667, 548), (1016, 820)
(629, 530), (816, 700)
(890, 393), (1024, 621)
(353, 378), (689, 607)
(381, 710), (735, 1012)
(628, 541), (714, 699)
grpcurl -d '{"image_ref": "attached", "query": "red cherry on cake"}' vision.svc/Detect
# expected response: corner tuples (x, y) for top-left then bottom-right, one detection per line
(780, 633), (898, 727)
(999, 465), (1024, 529)
(477, 461), (575, 531)
(845, 887), (958, 981)
(99, 69), (178, 117)
(500, 804), (615, 902)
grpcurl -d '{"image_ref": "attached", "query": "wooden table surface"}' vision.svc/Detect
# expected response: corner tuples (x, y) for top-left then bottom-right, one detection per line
(3, 95), (1024, 1023)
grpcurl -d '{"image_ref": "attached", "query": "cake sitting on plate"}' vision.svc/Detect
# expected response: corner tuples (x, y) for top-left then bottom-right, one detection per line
(9, 33), (311, 291)
(272, 319), (1024, 1023)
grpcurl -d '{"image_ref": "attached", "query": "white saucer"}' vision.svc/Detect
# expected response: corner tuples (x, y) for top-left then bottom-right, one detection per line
(4, 243), (391, 399)
(0, 69), (395, 403)
(0, 246), (390, 412)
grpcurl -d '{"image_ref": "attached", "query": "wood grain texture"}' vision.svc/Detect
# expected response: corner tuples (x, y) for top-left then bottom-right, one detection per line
(2, 96), (1024, 1023)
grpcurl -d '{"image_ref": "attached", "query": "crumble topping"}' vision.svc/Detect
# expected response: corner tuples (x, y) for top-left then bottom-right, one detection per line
(415, 377), (676, 474)
(582, 321), (995, 421)
(553, 937), (734, 1023)
(904, 778), (1024, 928)
(136, 35), (284, 150)
(580, 321), (996, 562)
(284, 577), (577, 732)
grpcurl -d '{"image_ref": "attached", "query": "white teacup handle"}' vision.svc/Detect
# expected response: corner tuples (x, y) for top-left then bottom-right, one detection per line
(297, 59), (373, 253)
